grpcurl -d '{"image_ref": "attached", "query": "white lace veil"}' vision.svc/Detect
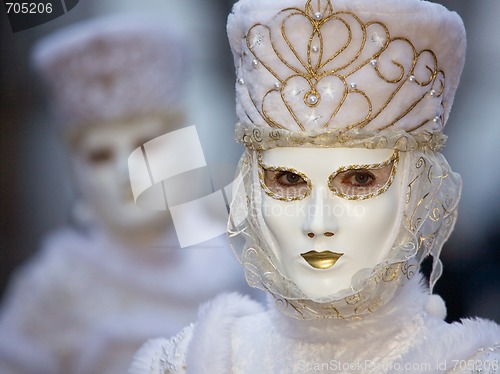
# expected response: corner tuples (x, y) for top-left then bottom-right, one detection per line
(228, 140), (461, 319)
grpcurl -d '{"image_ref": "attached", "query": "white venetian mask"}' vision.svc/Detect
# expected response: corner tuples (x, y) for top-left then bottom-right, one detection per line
(71, 116), (171, 239)
(259, 147), (405, 299)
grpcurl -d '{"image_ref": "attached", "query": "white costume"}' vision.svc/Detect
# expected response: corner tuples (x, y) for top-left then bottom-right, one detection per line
(0, 15), (249, 374)
(130, 0), (500, 373)
(0, 228), (244, 374)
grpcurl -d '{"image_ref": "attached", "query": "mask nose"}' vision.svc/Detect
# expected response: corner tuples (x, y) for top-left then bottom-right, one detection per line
(302, 186), (339, 239)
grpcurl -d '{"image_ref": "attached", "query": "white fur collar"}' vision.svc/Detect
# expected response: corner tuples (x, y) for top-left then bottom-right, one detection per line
(182, 274), (500, 373)
(186, 293), (265, 374)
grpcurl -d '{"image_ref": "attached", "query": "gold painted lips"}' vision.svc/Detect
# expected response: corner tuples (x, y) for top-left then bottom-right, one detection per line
(301, 251), (344, 269)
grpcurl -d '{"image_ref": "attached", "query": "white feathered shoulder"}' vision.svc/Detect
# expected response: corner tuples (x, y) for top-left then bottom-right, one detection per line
(129, 292), (264, 374)
(128, 324), (194, 374)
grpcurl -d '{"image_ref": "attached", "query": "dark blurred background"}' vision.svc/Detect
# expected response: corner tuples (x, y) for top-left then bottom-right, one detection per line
(1, 0), (498, 323)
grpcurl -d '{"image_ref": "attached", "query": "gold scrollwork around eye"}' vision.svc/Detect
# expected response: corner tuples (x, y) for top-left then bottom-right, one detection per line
(257, 152), (312, 202)
(257, 150), (400, 202)
(327, 150), (400, 200)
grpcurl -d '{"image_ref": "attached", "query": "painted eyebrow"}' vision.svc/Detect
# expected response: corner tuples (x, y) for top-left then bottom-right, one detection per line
(330, 151), (399, 175)
(259, 151), (397, 173)
(327, 150), (400, 200)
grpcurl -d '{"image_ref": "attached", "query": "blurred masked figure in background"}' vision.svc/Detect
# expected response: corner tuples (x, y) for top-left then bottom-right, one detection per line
(0, 15), (247, 374)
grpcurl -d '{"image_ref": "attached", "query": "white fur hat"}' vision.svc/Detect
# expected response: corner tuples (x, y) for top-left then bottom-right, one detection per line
(228, 0), (466, 151)
(33, 15), (186, 132)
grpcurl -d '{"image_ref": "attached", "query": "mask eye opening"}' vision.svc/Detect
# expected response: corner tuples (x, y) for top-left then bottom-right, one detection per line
(257, 152), (312, 202)
(327, 150), (400, 200)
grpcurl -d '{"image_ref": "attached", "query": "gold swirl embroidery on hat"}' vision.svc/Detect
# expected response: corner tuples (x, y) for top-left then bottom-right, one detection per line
(242, 0), (444, 132)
